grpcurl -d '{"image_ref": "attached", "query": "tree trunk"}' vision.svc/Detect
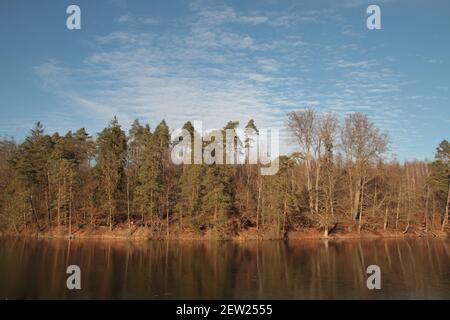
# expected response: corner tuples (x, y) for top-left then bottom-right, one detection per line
(441, 184), (450, 232)
(424, 187), (429, 232)
(372, 184), (377, 217)
(281, 198), (287, 238)
(57, 179), (61, 227)
(23, 210), (27, 231)
(69, 180), (72, 237)
(358, 183), (364, 233)
(432, 194), (436, 230)
(29, 193), (41, 231)
(323, 225), (329, 237)
(166, 189), (170, 237)
(150, 190), (154, 229)
(383, 206), (389, 230)
(352, 176), (362, 221)
(214, 203), (217, 232)
(108, 192), (113, 232)
(395, 186), (401, 231)
(306, 157), (314, 215)
(328, 172), (334, 216)
(13, 223), (19, 236)
(63, 176), (67, 226)
(314, 162), (321, 215)
(246, 168), (250, 210)
(256, 181), (262, 231)
(354, 188), (361, 220)
(46, 171), (51, 228)
(127, 178), (131, 234)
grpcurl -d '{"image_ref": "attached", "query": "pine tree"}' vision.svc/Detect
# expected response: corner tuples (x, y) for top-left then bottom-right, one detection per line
(126, 120), (148, 231)
(436, 140), (450, 164)
(134, 120), (169, 229)
(0, 138), (26, 233)
(96, 117), (127, 231)
(242, 119), (259, 226)
(175, 121), (203, 231)
(0, 114), (447, 239)
(153, 120), (171, 230)
(201, 165), (231, 235)
(11, 122), (54, 230)
(199, 121), (237, 236)
(428, 140), (450, 230)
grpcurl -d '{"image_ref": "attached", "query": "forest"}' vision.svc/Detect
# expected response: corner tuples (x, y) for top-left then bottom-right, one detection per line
(0, 109), (448, 239)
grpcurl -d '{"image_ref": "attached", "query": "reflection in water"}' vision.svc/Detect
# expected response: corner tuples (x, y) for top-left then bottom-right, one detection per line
(0, 238), (449, 299)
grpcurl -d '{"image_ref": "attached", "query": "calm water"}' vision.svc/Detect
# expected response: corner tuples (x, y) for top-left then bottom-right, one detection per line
(0, 238), (449, 299)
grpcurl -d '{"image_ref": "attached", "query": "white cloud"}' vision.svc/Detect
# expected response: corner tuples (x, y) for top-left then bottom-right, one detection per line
(248, 74), (273, 82)
(116, 12), (159, 25)
(334, 59), (375, 68)
(238, 15), (269, 25)
(33, 2), (420, 158)
(342, 28), (360, 37)
(257, 58), (280, 72)
(428, 59), (444, 64)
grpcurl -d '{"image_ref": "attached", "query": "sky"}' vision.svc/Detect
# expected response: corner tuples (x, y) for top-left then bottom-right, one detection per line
(0, 0), (449, 161)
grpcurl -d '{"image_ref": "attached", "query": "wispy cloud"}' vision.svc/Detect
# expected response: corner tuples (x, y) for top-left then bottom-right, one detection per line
(333, 59), (375, 68)
(427, 59), (444, 65)
(116, 12), (159, 25)
(31, 1), (443, 159)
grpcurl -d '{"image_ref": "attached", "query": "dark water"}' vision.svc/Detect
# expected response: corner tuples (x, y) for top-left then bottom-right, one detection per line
(0, 238), (449, 299)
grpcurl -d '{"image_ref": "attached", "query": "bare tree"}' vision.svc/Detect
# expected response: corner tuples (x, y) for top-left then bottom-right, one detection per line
(319, 114), (338, 235)
(287, 109), (319, 215)
(340, 113), (389, 232)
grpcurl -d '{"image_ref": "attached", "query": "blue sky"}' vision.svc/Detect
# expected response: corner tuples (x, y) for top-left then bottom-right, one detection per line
(0, 0), (449, 161)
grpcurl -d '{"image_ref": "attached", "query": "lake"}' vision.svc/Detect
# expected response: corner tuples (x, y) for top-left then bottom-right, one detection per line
(0, 238), (449, 299)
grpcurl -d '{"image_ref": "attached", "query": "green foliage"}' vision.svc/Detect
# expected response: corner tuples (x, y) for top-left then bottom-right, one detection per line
(200, 165), (232, 232)
(96, 117), (127, 226)
(435, 140), (450, 164)
(12, 122), (53, 188)
(0, 117), (447, 238)
(134, 120), (170, 224)
(428, 140), (450, 205)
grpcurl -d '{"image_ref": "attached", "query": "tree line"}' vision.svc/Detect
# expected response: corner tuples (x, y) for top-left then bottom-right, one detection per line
(0, 110), (448, 238)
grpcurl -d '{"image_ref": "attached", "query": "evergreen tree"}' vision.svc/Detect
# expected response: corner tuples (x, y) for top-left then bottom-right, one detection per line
(96, 117), (127, 231)
(126, 120), (148, 231)
(201, 165), (231, 235)
(11, 122), (54, 229)
(428, 140), (450, 230)
(0, 138), (26, 233)
(0, 114), (447, 239)
(134, 120), (169, 229)
(175, 121), (203, 231)
(153, 120), (171, 228)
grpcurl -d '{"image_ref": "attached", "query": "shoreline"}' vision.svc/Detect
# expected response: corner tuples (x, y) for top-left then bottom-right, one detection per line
(1, 225), (448, 241)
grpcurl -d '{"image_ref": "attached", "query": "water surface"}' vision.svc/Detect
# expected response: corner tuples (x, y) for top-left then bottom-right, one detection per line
(0, 238), (449, 299)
